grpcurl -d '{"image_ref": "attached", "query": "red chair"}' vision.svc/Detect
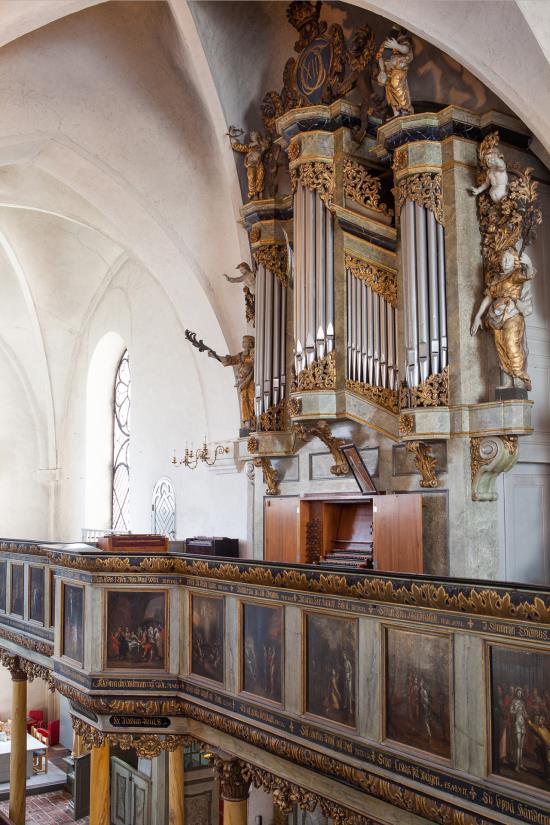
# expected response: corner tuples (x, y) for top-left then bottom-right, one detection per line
(27, 710), (44, 734)
(36, 719), (60, 746)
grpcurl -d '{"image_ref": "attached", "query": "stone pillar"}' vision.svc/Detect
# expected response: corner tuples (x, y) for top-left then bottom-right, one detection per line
(213, 757), (250, 825)
(90, 741), (110, 825)
(169, 744), (185, 825)
(8, 662), (27, 825)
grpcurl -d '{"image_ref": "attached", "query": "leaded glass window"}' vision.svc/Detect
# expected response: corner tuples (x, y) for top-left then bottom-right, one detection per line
(112, 350), (130, 530)
(152, 478), (176, 540)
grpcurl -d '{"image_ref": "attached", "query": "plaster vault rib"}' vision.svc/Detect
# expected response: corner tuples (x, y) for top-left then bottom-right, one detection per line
(0, 228), (57, 468)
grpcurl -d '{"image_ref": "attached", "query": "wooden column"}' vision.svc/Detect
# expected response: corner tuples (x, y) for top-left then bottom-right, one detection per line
(213, 757), (250, 825)
(169, 744), (185, 825)
(8, 664), (27, 825)
(90, 741), (110, 825)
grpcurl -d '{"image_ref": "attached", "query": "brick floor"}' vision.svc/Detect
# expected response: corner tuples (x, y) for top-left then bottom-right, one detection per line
(0, 790), (89, 824)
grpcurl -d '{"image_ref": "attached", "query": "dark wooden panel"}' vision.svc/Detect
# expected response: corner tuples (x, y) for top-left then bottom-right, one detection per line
(264, 496), (301, 564)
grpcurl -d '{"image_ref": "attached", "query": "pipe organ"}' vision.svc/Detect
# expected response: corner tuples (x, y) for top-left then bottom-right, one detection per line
(293, 182), (335, 376)
(399, 191), (447, 388)
(253, 257), (287, 419)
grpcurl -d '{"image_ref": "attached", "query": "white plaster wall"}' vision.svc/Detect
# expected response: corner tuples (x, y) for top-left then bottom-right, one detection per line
(58, 257), (247, 544)
(0, 669), (50, 724)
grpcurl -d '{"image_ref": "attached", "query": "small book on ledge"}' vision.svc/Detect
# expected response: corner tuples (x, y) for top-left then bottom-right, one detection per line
(97, 534), (168, 553)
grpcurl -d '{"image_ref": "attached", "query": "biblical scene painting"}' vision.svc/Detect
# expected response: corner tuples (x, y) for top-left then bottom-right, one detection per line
(106, 590), (167, 670)
(306, 613), (357, 727)
(10, 564), (24, 617)
(29, 565), (45, 624)
(490, 645), (550, 793)
(191, 594), (224, 683)
(62, 583), (84, 666)
(385, 628), (452, 760)
(0, 560), (6, 613)
(242, 602), (283, 703)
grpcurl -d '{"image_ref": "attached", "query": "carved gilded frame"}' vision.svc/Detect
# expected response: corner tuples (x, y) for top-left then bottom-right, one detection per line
(301, 609), (359, 732)
(237, 596), (285, 708)
(103, 587), (169, 674)
(484, 639), (550, 802)
(187, 589), (225, 688)
(381, 623), (455, 767)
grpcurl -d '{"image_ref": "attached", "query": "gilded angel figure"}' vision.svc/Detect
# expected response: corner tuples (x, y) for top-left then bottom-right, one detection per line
(471, 249), (535, 391)
(227, 126), (269, 200)
(376, 29), (414, 118)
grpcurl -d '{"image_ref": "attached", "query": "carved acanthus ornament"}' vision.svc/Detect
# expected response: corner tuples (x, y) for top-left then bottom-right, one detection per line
(0, 541), (47, 556)
(253, 244), (289, 288)
(473, 132), (542, 282)
(0, 627), (53, 657)
(470, 435), (519, 502)
(253, 457), (280, 496)
(394, 172), (444, 225)
(346, 380), (399, 414)
(345, 254), (397, 307)
(293, 420), (349, 476)
(400, 367), (449, 408)
(287, 396), (302, 417)
(290, 161), (335, 210)
(253, 399), (288, 433)
(392, 147), (408, 173)
(293, 350), (336, 391)
(211, 757), (251, 802)
(343, 158), (393, 217)
(399, 413), (415, 436)
(407, 442), (438, 488)
(71, 718), (194, 758)
(247, 435), (259, 454)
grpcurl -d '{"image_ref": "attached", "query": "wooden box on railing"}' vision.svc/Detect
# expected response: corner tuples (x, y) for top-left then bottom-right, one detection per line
(97, 534), (168, 553)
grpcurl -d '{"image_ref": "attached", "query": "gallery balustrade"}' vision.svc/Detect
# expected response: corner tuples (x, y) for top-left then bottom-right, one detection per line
(0, 539), (549, 825)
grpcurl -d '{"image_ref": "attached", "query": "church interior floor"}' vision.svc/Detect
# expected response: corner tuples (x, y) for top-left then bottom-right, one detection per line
(0, 790), (89, 824)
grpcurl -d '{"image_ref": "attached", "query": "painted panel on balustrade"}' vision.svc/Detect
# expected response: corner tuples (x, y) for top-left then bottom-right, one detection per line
(490, 645), (550, 795)
(385, 627), (452, 761)
(242, 602), (283, 704)
(106, 590), (168, 671)
(306, 613), (357, 728)
(191, 594), (224, 684)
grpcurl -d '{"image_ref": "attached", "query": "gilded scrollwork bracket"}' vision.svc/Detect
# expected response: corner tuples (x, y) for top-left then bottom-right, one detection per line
(253, 457), (280, 496)
(293, 420), (349, 476)
(470, 435), (519, 501)
(406, 441), (438, 488)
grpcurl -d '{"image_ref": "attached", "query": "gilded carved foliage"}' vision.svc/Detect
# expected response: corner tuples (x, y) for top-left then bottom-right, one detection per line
(343, 158), (393, 217)
(345, 380), (399, 414)
(399, 413), (415, 436)
(394, 172), (444, 225)
(293, 350), (336, 391)
(252, 398), (288, 433)
(290, 161), (335, 210)
(470, 435), (518, 502)
(247, 435), (259, 454)
(400, 367), (449, 408)
(253, 244), (289, 288)
(71, 717), (193, 758)
(406, 442), (438, 488)
(253, 457), (281, 496)
(474, 131), (542, 282)
(293, 420), (349, 476)
(211, 757), (251, 802)
(0, 541), (46, 557)
(0, 627), (54, 657)
(345, 253), (397, 307)
(287, 396), (302, 417)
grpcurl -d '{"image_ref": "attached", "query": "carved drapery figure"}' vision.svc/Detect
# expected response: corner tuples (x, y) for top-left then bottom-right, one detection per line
(211, 335), (255, 426)
(375, 29), (414, 118)
(469, 136), (509, 203)
(222, 262), (256, 325)
(228, 127), (269, 200)
(471, 250), (535, 390)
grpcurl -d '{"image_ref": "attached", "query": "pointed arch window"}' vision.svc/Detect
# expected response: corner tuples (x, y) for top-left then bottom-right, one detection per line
(151, 478), (176, 540)
(112, 350), (130, 531)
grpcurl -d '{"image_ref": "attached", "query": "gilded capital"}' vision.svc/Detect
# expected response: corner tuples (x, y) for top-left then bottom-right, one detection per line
(212, 757), (251, 802)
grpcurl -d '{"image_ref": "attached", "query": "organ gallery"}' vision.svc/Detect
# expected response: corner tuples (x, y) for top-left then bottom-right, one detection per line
(0, 3), (549, 825)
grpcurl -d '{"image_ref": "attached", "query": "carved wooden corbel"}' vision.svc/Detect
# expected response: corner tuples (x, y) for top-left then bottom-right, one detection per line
(406, 441), (438, 488)
(470, 435), (518, 501)
(212, 756), (251, 802)
(293, 420), (349, 476)
(253, 457), (280, 495)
